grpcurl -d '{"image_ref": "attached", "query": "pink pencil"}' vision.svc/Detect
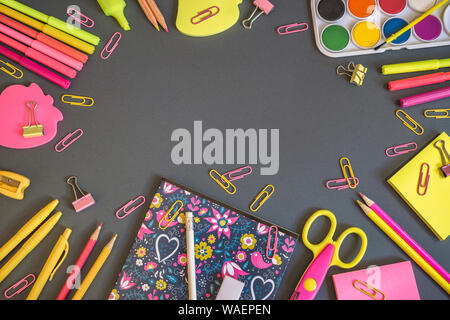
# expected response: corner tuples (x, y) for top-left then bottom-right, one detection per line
(56, 223), (102, 300)
(359, 193), (450, 283)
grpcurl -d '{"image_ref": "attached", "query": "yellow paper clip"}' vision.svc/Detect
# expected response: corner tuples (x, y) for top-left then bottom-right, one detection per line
(22, 101), (44, 138)
(395, 110), (424, 135)
(209, 170), (236, 195)
(250, 184), (275, 212)
(159, 200), (184, 230)
(339, 157), (357, 189)
(61, 95), (94, 107)
(336, 61), (367, 86)
(0, 59), (23, 79)
(424, 109), (450, 119)
(353, 280), (386, 300)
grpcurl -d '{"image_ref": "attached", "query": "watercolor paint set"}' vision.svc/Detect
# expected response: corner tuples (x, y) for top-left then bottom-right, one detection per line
(311, 0), (450, 57)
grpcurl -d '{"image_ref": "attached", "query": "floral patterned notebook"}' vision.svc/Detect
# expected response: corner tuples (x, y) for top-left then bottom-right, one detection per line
(109, 178), (299, 300)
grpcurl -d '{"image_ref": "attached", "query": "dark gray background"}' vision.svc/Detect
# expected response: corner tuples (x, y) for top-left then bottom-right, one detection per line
(0, 0), (448, 300)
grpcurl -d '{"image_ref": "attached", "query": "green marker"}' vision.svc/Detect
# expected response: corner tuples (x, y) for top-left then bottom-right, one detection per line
(0, 0), (100, 45)
(97, 0), (130, 31)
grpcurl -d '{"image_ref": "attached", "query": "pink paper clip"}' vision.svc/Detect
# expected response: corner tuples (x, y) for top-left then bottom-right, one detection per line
(191, 6), (220, 24)
(385, 142), (417, 157)
(222, 166), (253, 181)
(242, 0), (274, 29)
(54, 129), (83, 153)
(67, 7), (95, 28)
(266, 225), (278, 260)
(4, 274), (35, 298)
(100, 32), (121, 60)
(326, 177), (360, 190)
(277, 22), (309, 35)
(417, 163), (430, 196)
(67, 176), (95, 213)
(116, 195), (146, 220)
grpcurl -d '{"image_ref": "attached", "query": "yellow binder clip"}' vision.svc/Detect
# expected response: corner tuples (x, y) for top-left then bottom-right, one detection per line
(424, 109), (450, 119)
(250, 184), (274, 212)
(395, 109), (424, 135)
(209, 169), (236, 194)
(353, 280), (385, 300)
(22, 101), (44, 138)
(61, 95), (94, 107)
(159, 200), (184, 230)
(336, 61), (367, 86)
(339, 157), (357, 189)
(0, 59), (23, 79)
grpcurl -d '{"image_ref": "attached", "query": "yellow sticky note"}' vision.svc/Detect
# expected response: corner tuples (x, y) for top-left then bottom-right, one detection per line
(388, 132), (450, 241)
(176, 0), (242, 37)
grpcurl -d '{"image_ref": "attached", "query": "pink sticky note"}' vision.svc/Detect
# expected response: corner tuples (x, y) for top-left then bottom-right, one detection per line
(332, 261), (420, 300)
(0, 83), (63, 149)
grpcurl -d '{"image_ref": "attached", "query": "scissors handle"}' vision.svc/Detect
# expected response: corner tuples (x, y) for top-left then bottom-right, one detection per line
(302, 210), (337, 257)
(332, 227), (367, 269)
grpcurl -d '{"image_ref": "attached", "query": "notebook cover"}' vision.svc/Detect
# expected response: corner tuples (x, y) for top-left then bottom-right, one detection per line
(332, 261), (420, 300)
(108, 178), (299, 300)
(387, 132), (450, 241)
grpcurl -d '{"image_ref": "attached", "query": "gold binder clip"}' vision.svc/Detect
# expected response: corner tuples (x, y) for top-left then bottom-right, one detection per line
(395, 109), (424, 135)
(61, 95), (94, 107)
(250, 184), (275, 212)
(339, 157), (357, 189)
(22, 101), (44, 138)
(209, 170), (236, 195)
(336, 61), (367, 86)
(0, 59), (23, 79)
(159, 200), (184, 230)
(424, 109), (450, 119)
(353, 280), (385, 300)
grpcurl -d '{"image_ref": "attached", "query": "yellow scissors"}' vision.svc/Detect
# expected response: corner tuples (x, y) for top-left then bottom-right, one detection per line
(291, 210), (367, 300)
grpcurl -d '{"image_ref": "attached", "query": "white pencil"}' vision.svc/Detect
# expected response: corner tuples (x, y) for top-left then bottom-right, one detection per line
(185, 212), (197, 300)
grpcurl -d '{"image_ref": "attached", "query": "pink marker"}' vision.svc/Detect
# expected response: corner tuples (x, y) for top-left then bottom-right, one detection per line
(0, 23), (83, 71)
(0, 43), (70, 89)
(56, 223), (102, 300)
(400, 86), (450, 107)
(0, 32), (77, 79)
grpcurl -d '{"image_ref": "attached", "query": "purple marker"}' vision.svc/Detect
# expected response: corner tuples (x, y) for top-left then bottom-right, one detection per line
(400, 86), (450, 107)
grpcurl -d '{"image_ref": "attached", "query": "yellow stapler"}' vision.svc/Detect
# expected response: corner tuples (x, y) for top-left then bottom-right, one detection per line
(0, 171), (30, 200)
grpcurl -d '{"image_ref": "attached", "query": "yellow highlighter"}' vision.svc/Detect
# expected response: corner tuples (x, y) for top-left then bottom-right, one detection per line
(27, 228), (71, 300)
(0, 200), (58, 262)
(357, 201), (450, 294)
(382, 58), (450, 75)
(72, 234), (117, 300)
(0, 211), (62, 284)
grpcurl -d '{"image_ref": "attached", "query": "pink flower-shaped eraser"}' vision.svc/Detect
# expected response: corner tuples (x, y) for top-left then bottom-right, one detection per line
(0, 83), (63, 149)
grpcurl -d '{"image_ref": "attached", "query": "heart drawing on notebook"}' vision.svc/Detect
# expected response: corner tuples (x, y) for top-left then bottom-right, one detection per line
(155, 234), (180, 263)
(250, 276), (275, 300)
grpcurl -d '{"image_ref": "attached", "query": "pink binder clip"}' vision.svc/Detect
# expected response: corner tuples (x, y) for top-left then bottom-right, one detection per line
(326, 177), (360, 190)
(100, 32), (121, 60)
(191, 6), (220, 24)
(54, 129), (83, 152)
(67, 7), (95, 28)
(221, 166), (253, 181)
(266, 225), (278, 260)
(242, 0), (274, 29)
(277, 22), (309, 35)
(4, 274), (35, 298)
(67, 176), (95, 212)
(385, 142), (417, 157)
(417, 163), (430, 196)
(116, 196), (146, 220)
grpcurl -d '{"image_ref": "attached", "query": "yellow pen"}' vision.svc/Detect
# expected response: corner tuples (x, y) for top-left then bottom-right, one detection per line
(27, 228), (71, 300)
(0, 200), (58, 262)
(357, 201), (450, 294)
(72, 234), (117, 300)
(0, 211), (62, 284)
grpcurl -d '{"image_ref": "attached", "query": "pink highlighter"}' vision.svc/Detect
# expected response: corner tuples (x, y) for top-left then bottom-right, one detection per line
(400, 86), (450, 108)
(0, 23), (83, 71)
(0, 43), (71, 89)
(389, 72), (450, 91)
(0, 32), (77, 79)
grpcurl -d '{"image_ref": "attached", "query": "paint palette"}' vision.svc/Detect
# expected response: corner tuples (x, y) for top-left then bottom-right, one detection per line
(311, 0), (450, 57)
